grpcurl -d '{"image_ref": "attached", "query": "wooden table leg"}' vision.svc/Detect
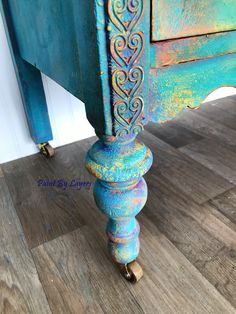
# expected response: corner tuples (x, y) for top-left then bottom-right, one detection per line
(86, 133), (153, 282)
(1, 1), (54, 157)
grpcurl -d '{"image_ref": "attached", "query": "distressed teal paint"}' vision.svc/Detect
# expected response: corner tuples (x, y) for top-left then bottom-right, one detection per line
(6, 0), (109, 136)
(86, 134), (153, 264)
(95, 179), (145, 263)
(86, 135), (152, 182)
(152, 0), (236, 41)
(0, 1), (53, 145)
(6, 1), (83, 100)
(150, 30), (236, 68)
(149, 53), (236, 124)
(6, 0), (150, 137)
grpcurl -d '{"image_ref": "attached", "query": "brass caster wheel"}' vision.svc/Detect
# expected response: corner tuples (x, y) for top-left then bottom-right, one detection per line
(38, 142), (55, 158)
(119, 261), (143, 283)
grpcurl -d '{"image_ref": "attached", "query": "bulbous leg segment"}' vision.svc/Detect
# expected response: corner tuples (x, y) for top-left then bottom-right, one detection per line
(94, 178), (147, 264)
(86, 134), (153, 282)
(107, 218), (140, 264)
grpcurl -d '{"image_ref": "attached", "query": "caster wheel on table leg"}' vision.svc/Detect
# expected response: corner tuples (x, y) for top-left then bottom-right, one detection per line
(119, 261), (143, 283)
(38, 142), (55, 158)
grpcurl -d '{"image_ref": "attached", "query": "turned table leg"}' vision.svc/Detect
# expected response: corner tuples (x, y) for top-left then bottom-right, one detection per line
(86, 133), (152, 282)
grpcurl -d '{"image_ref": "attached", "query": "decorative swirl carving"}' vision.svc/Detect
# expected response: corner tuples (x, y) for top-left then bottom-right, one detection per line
(114, 99), (130, 127)
(108, 0), (143, 32)
(111, 32), (144, 66)
(108, 0), (145, 135)
(130, 96), (143, 114)
(112, 66), (144, 99)
(114, 96), (143, 133)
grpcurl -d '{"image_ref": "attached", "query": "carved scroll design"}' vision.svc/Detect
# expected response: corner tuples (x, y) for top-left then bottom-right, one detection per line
(108, 0), (145, 136)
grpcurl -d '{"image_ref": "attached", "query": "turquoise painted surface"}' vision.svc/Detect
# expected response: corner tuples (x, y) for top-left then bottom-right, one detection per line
(95, 179), (145, 264)
(6, 0), (151, 137)
(152, 0), (236, 41)
(86, 136), (152, 182)
(0, 1), (53, 144)
(150, 30), (236, 68)
(7, 0), (83, 99)
(86, 134), (153, 264)
(149, 53), (236, 124)
(6, 0), (109, 136)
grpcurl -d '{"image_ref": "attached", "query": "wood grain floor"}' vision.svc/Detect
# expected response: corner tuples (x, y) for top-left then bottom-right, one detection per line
(1, 95), (236, 314)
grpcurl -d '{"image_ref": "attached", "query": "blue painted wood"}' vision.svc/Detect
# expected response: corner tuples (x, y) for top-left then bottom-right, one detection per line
(0, 1), (53, 145)
(150, 30), (236, 68)
(149, 53), (236, 124)
(5, 1), (235, 135)
(6, 0), (83, 100)
(86, 133), (153, 264)
(6, 0), (110, 137)
(152, 0), (236, 41)
(6, 0), (151, 137)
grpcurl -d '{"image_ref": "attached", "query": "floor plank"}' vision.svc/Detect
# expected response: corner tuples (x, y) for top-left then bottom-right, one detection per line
(209, 187), (236, 225)
(144, 174), (236, 308)
(179, 138), (236, 185)
(0, 165), (3, 178)
(0, 177), (51, 314)
(32, 226), (144, 314)
(213, 95), (236, 112)
(139, 130), (233, 204)
(1, 139), (97, 248)
(175, 108), (236, 147)
(31, 216), (236, 314)
(139, 216), (236, 314)
(196, 101), (236, 131)
(145, 121), (204, 148)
